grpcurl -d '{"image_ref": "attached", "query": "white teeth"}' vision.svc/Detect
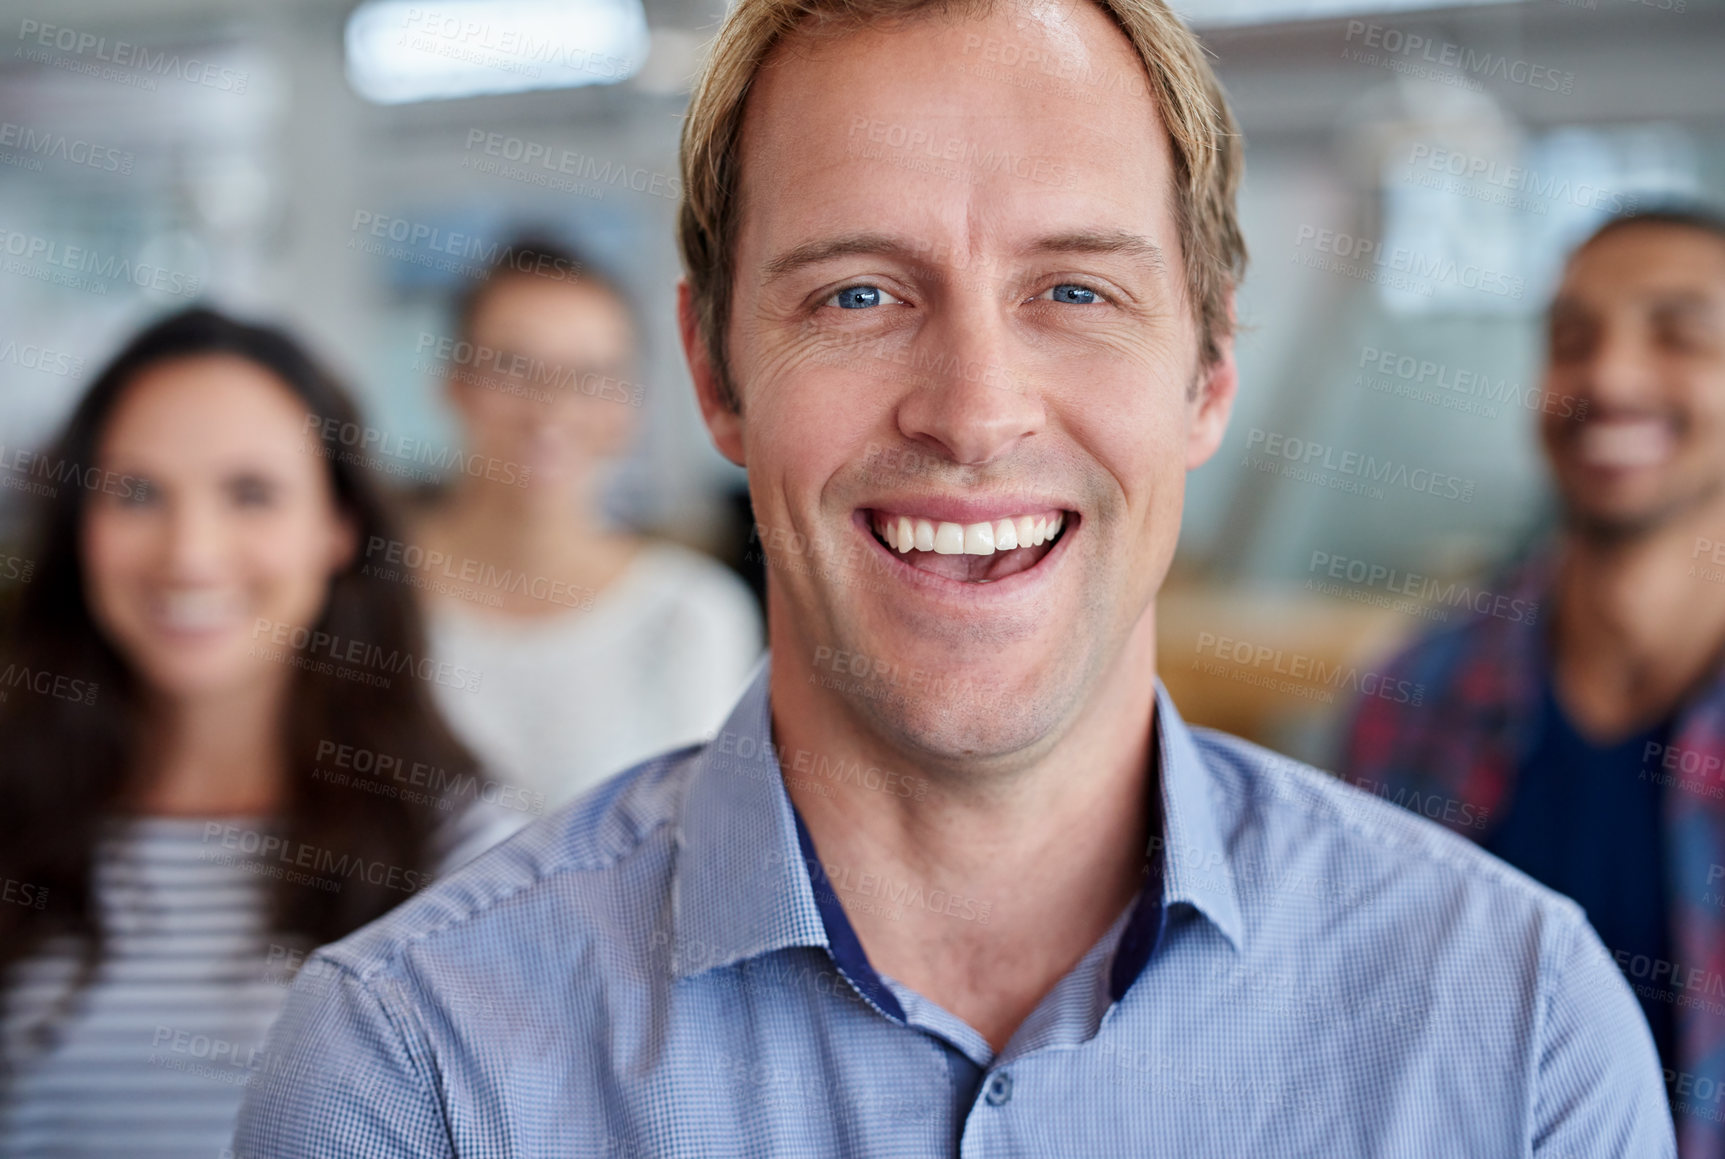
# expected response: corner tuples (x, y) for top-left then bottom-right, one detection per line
(155, 590), (241, 631)
(873, 511), (1068, 557)
(1576, 419), (1673, 469)
(962, 522), (994, 555)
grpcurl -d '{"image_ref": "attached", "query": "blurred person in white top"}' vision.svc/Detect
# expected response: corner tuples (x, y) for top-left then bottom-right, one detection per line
(408, 235), (763, 814)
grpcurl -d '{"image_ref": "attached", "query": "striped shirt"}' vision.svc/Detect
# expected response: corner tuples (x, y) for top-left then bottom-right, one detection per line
(2, 817), (299, 1158)
(2, 806), (518, 1158)
(235, 665), (1675, 1157)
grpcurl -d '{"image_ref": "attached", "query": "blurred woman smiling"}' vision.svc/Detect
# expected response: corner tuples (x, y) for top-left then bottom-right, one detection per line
(0, 308), (501, 1158)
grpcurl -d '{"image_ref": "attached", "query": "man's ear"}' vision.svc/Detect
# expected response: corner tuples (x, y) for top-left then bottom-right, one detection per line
(678, 280), (745, 467)
(1186, 294), (1239, 470)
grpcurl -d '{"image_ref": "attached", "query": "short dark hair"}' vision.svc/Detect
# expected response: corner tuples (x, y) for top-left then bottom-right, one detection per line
(453, 232), (636, 342)
(1582, 202), (1725, 251)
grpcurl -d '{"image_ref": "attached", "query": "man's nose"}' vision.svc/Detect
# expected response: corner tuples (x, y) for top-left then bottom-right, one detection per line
(892, 305), (1045, 467)
(1578, 325), (1659, 407)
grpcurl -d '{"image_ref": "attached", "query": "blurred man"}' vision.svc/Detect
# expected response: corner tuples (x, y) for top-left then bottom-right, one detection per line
(1346, 208), (1725, 1156)
(235, 0), (1671, 1154)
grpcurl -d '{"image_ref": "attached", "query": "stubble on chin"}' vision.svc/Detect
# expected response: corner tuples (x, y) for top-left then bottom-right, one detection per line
(1561, 472), (1725, 547)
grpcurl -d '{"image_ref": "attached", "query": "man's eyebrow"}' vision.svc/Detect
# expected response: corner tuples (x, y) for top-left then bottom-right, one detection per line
(1648, 291), (1722, 319)
(759, 229), (1171, 286)
(1551, 290), (1722, 323)
(760, 233), (913, 285)
(1025, 230), (1168, 273)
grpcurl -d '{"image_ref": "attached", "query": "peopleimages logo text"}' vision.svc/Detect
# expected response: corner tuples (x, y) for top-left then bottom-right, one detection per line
(1294, 226), (1524, 300)
(16, 20), (249, 92)
(1405, 144), (1636, 215)
(1245, 428), (1475, 503)
(1343, 22), (1575, 95)
(0, 228), (201, 296)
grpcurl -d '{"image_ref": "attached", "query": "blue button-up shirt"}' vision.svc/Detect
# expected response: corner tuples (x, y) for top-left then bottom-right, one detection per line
(235, 665), (1673, 1157)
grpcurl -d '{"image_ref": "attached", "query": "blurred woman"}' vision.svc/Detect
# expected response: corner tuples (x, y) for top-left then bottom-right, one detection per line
(408, 237), (762, 814)
(0, 308), (502, 1157)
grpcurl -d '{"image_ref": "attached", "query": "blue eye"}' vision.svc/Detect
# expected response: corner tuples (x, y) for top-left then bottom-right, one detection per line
(1044, 284), (1098, 305)
(827, 285), (888, 309)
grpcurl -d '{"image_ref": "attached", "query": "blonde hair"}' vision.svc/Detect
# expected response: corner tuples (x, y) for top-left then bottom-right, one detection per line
(676, 0), (1246, 408)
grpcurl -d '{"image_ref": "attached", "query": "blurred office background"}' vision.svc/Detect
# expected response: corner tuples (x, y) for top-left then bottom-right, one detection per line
(0, 0), (1719, 763)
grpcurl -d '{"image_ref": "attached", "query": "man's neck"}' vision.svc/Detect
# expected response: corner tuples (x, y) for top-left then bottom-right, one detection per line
(1554, 499), (1725, 740)
(771, 613), (1159, 1054)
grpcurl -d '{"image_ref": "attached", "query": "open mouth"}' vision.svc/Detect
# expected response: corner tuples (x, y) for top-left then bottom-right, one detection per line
(147, 588), (247, 638)
(864, 508), (1071, 583)
(1570, 415), (1677, 471)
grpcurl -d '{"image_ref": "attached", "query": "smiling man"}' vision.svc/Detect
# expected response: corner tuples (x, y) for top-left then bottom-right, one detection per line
(234, 0), (1673, 1154)
(1346, 208), (1725, 1156)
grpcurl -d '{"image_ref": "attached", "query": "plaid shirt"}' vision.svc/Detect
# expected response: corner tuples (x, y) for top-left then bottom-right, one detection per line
(1344, 549), (1725, 1158)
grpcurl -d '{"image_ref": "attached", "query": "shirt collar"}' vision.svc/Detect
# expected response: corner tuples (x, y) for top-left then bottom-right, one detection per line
(669, 663), (1244, 986)
(1151, 681), (1245, 955)
(791, 809), (907, 1021)
(670, 663), (828, 980)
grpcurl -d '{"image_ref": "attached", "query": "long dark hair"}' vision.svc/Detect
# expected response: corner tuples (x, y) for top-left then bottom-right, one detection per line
(0, 307), (477, 1049)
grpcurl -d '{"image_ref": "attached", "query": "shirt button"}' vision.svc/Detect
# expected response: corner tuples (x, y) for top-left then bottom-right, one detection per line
(984, 1071), (1013, 1107)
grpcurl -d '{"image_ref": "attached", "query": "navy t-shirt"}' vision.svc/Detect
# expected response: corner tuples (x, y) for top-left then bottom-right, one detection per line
(1487, 675), (1676, 1067)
